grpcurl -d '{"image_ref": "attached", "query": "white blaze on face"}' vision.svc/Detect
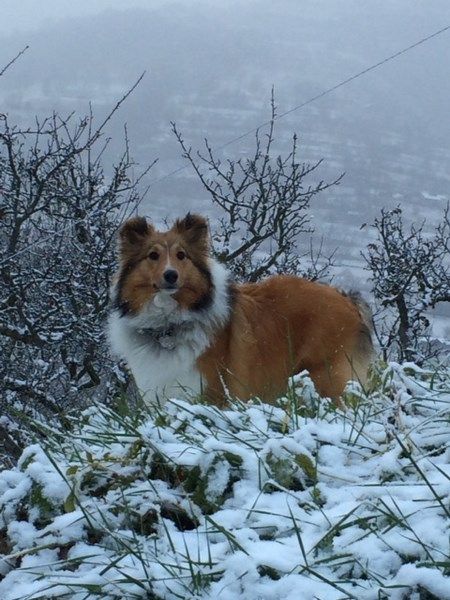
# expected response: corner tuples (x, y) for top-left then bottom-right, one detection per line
(164, 242), (173, 271)
(158, 242), (178, 296)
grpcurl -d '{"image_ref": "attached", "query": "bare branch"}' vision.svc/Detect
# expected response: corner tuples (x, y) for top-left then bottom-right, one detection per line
(362, 204), (450, 363)
(0, 46), (29, 78)
(173, 98), (340, 282)
(0, 92), (154, 431)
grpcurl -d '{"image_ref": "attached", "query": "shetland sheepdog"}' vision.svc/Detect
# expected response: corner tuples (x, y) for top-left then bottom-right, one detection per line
(108, 213), (373, 406)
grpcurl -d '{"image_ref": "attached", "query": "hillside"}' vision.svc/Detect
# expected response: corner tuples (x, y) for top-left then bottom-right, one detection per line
(1, 361), (449, 599)
(1, 1), (449, 230)
(2, 1), (449, 333)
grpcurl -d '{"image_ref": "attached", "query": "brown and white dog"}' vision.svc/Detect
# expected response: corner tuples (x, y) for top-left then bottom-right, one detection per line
(108, 213), (373, 406)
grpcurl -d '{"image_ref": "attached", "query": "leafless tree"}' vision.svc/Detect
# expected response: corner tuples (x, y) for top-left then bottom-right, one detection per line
(0, 77), (154, 451)
(172, 97), (342, 282)
(362, 205), (450, 363)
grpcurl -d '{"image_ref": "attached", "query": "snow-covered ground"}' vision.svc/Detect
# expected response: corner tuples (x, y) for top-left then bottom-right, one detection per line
(0, 362), (449, 599)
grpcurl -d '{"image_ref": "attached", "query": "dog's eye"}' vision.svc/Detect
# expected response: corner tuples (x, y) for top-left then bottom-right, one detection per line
(148, 251), (159, 261)
(176, 251), (186, 261)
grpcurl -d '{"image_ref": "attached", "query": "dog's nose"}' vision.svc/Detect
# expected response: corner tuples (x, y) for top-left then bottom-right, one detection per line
(163, 269), (178, 285)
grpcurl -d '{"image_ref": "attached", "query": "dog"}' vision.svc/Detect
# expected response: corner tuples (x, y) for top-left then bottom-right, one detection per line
(108, 213), (373, 406)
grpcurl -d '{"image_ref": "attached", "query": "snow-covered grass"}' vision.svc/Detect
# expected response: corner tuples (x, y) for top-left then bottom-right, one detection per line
(0, 362), (449, 599)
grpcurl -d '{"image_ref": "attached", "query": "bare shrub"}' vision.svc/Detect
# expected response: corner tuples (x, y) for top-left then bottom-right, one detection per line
(0, 95), (154, 427)
(362, 205), (450, 363)
(172, 97), (341, 282)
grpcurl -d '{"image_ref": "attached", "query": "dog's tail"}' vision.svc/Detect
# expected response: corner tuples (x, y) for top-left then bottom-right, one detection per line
(345, 290), (375, 385)
(347, 289), (373, 331)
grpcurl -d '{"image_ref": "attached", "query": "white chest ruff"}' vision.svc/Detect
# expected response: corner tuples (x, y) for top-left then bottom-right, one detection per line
(108, 259), (230, 405)
(108, 310), (210, 404)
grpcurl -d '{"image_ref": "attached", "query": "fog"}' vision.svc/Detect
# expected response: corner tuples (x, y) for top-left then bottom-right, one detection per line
(1, 0), (449, 282)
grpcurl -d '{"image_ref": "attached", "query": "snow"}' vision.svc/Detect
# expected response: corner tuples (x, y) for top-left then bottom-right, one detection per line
(0, 362), (449, 599)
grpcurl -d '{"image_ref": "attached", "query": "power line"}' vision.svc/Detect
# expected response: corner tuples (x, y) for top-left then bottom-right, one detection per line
(148, 23), (450, 188)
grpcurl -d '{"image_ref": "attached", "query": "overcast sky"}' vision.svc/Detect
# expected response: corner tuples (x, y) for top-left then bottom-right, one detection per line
(1, 0), (449, 260)
(1, 0), (449, 321)
(0, 0), (166, 34)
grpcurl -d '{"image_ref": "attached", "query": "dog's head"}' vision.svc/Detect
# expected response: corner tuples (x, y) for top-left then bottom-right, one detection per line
(113, 213), (214, 315)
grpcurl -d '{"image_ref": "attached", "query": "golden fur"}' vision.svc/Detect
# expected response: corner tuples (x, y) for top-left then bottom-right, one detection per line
(198, 276), (372, 404)
(112, 214), (373, 405)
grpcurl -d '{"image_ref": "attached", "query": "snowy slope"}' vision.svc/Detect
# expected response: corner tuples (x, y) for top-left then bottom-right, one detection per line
(0, 362), (449, 599)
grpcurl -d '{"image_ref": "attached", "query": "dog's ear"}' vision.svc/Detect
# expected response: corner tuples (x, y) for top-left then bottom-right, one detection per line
(119, 217), (152, 256)
(175, 213), (209, 252)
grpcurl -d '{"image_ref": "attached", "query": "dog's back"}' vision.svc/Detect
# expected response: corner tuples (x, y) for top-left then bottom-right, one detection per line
(197, 275), (373, 404)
